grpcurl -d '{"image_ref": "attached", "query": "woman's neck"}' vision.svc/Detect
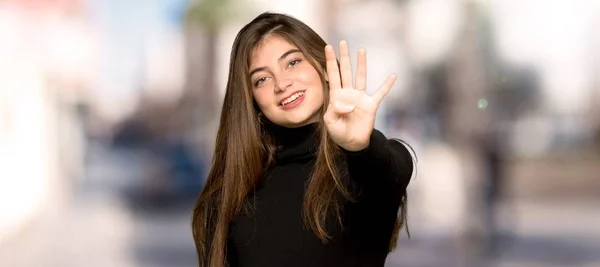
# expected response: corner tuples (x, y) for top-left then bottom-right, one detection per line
(264, 121), (320, 163)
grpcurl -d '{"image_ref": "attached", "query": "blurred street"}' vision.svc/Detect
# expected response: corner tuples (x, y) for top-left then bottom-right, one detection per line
(0, 140), (198, 267)
(1, 1), (600, 267)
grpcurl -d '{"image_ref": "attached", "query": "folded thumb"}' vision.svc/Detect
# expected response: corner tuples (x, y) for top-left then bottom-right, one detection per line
(333, 102), (355, 114)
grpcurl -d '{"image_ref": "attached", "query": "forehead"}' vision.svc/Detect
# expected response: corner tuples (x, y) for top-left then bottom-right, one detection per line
(250, 35), (299, 67)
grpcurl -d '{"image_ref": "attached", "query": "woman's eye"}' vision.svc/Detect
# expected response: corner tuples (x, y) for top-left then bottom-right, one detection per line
(254, 77), (267, 87)
(288, 59), (301, 68)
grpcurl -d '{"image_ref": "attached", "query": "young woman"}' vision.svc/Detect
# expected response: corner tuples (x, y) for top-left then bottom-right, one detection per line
(192, 12), (415, 267)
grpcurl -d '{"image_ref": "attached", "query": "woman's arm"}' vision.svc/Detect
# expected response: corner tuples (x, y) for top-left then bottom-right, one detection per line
(343, 129), (414, 190)
(321, 41), (414, 188)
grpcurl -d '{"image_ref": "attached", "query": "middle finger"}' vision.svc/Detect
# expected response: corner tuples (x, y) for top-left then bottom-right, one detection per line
(355, 48), (367, 91)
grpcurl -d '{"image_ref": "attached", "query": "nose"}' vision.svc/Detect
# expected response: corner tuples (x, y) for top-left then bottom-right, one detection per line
(274, 75), (293, 93)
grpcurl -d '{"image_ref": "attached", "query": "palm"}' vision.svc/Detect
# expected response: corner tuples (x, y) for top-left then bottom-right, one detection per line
(323, 41), (397, 151)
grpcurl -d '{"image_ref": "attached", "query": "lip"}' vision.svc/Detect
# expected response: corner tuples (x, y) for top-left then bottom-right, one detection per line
(278, 90), (306, 106)
(280, 93), (305, 110)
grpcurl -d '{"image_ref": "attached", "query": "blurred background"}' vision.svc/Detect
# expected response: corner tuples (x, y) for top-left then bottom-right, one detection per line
(0, 0), (599, 266)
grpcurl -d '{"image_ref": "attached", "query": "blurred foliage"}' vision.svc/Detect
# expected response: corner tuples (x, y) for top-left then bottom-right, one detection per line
(185, 0), (254, 29)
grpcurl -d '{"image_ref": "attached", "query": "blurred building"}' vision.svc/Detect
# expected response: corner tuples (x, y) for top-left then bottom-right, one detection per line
(0, 0), (89, 245)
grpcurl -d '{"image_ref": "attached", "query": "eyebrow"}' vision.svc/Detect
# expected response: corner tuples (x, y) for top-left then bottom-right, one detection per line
(249, 49), (302, 77)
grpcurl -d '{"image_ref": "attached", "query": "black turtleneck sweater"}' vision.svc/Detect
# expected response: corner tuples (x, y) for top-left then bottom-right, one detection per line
(227, 123), (414, 267)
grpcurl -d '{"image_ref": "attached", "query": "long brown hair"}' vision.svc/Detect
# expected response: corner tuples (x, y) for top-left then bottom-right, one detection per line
(192, 12), (408, 267)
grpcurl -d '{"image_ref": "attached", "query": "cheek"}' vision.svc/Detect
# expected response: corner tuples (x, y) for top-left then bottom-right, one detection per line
(313, 87), (325, 107)
(295, 65), (321, 85)
(253, 89), (272, 111)
(307, 74), (324, 100)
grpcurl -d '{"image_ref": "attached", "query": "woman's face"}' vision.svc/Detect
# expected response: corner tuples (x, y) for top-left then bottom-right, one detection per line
(249, 35), (324, 128)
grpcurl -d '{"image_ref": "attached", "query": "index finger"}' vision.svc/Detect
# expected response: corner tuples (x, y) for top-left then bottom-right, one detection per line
(325, 45), (341, 89)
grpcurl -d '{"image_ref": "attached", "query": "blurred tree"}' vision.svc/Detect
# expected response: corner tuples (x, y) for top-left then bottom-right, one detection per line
(182, 0), (252, 119)
(178, 0), (256, 161)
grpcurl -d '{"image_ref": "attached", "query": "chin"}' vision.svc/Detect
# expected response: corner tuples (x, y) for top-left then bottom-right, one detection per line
(278, 119), (311, 128)
(266, 102), (322, 128)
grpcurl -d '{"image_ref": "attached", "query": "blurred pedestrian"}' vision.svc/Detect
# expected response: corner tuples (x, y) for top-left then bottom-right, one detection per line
(191, 12), (416, 267)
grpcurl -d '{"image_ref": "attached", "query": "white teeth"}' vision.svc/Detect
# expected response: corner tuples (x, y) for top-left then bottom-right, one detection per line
(281, 91), (304, 105)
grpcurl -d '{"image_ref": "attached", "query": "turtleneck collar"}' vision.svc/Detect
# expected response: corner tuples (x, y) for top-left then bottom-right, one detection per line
(263, 120), (320, 164)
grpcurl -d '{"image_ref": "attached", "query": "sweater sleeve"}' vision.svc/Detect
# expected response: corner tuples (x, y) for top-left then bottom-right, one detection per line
(342, 129), (414, 190)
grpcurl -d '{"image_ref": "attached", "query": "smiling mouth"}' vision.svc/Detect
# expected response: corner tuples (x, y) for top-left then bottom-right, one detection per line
(279, 91), (305, 106)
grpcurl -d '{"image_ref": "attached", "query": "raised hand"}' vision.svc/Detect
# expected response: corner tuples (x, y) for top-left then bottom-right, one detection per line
(323, 40), (397, 152)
